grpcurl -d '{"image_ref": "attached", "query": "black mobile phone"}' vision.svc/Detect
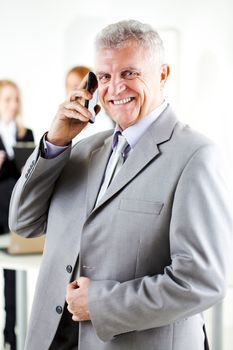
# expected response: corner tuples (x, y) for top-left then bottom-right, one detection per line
(84, 72), (98, 124)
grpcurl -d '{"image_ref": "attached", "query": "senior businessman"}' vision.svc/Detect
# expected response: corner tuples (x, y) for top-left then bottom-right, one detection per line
(9, 20), (232, 350)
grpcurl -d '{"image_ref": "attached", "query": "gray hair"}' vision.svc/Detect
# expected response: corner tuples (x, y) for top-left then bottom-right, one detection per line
(95, 19), (165, 65)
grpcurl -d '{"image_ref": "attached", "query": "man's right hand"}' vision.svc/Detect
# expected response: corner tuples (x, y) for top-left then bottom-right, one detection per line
(47, 76), (99, 146)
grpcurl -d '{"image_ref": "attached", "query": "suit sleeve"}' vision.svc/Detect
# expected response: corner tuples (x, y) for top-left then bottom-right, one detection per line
(9, 139), (71, 237)
(88, 144), (233, 342)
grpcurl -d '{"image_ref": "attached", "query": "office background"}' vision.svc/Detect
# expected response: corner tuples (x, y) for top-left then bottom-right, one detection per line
(0, 0), (232, 349)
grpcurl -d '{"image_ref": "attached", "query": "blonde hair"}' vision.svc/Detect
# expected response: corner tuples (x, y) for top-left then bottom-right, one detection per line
(0, 80), (26, 138)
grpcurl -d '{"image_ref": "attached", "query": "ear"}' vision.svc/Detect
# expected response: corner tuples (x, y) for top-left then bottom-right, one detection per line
(160, 64), (170, 89)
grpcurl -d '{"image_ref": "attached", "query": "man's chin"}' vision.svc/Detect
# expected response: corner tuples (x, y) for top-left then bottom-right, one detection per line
(106, 109), (140, 128)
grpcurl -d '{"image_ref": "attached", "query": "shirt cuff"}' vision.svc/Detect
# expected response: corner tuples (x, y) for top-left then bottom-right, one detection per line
(41, 134), (69, 159)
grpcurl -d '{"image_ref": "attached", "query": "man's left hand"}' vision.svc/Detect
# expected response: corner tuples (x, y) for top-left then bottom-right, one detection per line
(66, 277), (91, 321)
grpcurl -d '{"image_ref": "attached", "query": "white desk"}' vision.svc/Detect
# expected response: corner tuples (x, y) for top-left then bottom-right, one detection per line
(0, 234), (42, 350)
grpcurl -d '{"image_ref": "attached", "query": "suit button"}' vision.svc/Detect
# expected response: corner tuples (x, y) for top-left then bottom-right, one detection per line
(66, 265), (72, 274)
(56, 305), (63, 314)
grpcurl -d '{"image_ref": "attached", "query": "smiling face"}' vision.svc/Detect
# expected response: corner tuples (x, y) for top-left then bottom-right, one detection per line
(95, 40), (169, 130)
(0, 84), (20, 123)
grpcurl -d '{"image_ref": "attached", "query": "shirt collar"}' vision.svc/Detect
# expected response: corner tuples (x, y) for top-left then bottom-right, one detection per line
(112, 100), (168, 150)
(0, 120), (16, 133)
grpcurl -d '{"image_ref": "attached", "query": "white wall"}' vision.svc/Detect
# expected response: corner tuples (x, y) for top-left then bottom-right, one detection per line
(0, 0), (233, 348)
(1, 0), (233, 147)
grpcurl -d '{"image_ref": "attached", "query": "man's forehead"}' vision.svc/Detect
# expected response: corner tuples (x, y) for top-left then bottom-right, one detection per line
(95, 42), (143, 57)
(95, 45), (148, 72)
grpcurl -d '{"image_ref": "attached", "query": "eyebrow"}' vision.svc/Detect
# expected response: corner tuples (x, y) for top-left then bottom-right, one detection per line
(122, 66), (141, 71)
(96, 67), (142, 75)
(96, 71), (109, 76)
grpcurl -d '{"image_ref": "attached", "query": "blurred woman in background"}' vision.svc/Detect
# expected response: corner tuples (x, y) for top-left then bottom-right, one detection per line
(0, 80), (34, 232)
(65, 65), (90, 95)
(0, 79), (34, 350)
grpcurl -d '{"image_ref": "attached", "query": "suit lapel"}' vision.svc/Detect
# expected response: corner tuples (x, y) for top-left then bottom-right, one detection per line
(86, 135), (113, 214)
(94, 136), (160, 210)
(92, 106), (177, 213)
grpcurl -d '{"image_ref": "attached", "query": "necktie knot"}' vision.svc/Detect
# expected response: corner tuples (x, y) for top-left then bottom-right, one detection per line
(115, 133), (128, 157)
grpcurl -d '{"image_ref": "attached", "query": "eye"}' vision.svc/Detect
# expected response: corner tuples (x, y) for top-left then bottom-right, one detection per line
(97, 74), (111, 84)
(121, 70), (139, 79)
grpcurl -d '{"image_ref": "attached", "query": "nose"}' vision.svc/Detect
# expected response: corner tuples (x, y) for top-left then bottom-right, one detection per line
(107, 78), (126, 96)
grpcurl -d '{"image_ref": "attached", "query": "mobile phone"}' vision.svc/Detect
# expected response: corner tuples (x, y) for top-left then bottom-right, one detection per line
(84, 72), (98, 124)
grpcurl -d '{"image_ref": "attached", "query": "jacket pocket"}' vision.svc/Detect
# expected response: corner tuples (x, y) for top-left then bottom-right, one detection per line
(119, 198), (164, 215)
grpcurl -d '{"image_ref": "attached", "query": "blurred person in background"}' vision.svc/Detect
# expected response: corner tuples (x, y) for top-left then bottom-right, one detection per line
(65, 65), (113, 142)
(65, 65), (90, 95)
(0, 79), (34, 350)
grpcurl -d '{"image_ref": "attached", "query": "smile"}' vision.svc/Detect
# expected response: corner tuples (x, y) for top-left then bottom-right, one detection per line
(111, 97), (134, 105)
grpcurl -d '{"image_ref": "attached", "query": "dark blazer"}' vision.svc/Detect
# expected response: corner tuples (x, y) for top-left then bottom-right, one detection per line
(0, 128), (34, 181)
(0, 127), (34, 232)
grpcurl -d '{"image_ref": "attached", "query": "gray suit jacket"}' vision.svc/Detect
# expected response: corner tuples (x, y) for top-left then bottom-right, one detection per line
(9, 106), (232, 350)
